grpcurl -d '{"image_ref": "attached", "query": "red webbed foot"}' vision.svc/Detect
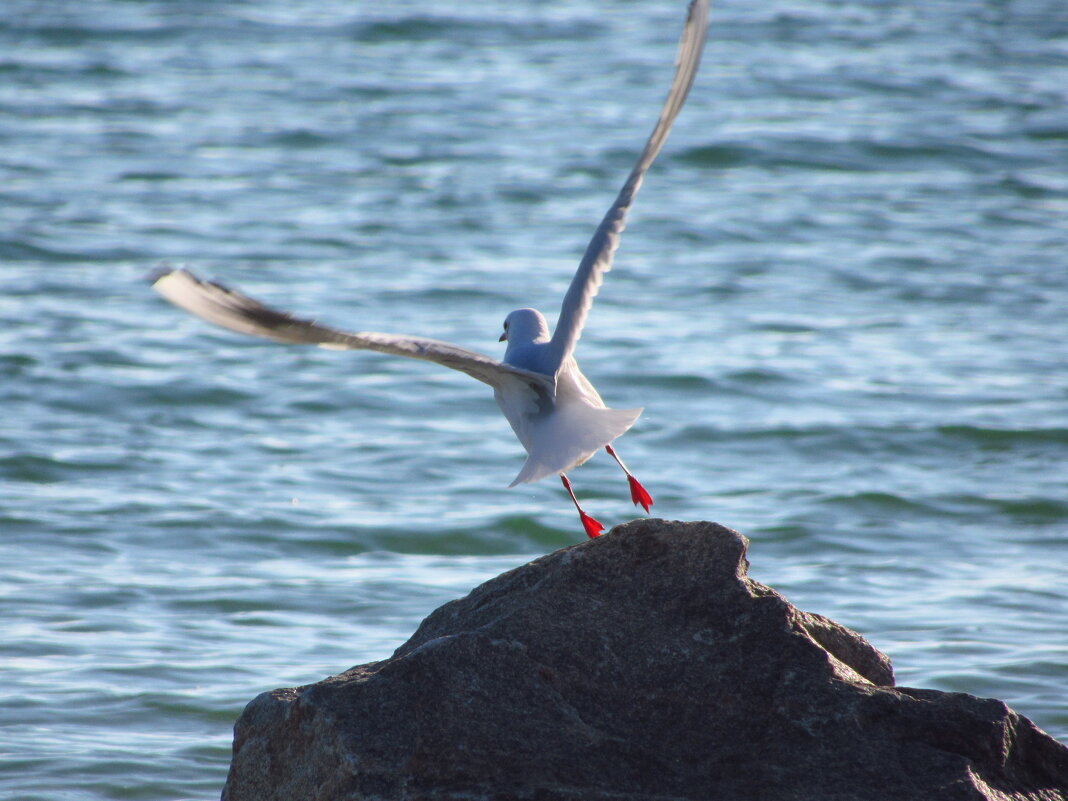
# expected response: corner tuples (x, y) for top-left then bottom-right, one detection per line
(627, 475), (653, 513)
(561, 473), (604, 538)
(580, 511), (604, 539)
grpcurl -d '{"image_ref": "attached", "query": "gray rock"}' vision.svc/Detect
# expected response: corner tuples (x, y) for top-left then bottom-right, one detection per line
(221, 519), (1068, 801)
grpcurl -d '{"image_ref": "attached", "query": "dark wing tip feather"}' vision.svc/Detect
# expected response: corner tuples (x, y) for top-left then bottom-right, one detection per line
(151, 268), (329, 344)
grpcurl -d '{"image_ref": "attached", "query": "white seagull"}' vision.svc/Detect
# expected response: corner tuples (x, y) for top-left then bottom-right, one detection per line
(152, 0), (710, 538)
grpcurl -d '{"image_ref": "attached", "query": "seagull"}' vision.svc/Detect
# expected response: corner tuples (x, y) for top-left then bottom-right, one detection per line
(151, 0), (710, 538)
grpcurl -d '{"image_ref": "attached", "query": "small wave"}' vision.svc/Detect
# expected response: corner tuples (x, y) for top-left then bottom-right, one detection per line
(496, 186), (546, 205)
(0, 514), (38, 534)
(0, 453), (130, 483)
(817, 490), (1068, 526)
(1024, 124), (1068, 142)
(747, 322), (819, 335)
(723, 368), (795, 386)
(995, 174), (1068, 200)
(818, 491), (938, 515)
(265, 129), (337, 149)
(662, 422), (1068, 451)
(937, 494), (1068, 526)
(676, 143), (761, 169)
(117, 171), (184, 183)
(937, 425), (1068, 448)
(12, 22), (189, 46)
(282, 514), (565, 557)
(282, 236), (355, 252)
(0, 353), (37, 377)
(123, 380), (258, 410)
(678, 136), (1009, 173)
(617, 373), (718, 391)
(0, 239), (140, 264)
(986, 497), (1068, 525)
(378, 285), (514, 304)
(0, 60), (127, 79)
(350, 16), (601, 45)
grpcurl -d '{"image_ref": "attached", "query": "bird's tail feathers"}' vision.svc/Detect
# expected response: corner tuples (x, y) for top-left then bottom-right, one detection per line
(508, 406), (642, 487)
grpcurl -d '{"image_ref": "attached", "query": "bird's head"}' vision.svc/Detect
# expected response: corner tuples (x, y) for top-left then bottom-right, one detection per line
(499, 308), (550, 345)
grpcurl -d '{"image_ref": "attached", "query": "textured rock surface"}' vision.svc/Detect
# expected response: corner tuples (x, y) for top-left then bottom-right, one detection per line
(222, 519), (1068, 801)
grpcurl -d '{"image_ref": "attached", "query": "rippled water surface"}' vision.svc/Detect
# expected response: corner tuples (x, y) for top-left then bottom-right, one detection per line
(2, 0), (1067, 797)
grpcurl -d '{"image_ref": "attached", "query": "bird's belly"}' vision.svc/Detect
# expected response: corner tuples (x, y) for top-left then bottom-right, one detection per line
(493, 386), (539, 453)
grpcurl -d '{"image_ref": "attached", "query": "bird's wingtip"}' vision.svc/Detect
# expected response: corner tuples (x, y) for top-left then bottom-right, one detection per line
(145, 266), (188, 288)
(145, 267), (170, 285)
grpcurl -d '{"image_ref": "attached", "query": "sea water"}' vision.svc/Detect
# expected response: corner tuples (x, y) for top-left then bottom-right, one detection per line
(1, 1), (1067, 798)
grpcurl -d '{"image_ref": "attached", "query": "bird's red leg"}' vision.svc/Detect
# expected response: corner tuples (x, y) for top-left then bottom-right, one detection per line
(560, 474), (604, 539)
(605, 444), (653, 513)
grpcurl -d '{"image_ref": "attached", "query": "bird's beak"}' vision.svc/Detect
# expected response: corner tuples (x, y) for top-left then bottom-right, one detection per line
(499, 332), (507, 342)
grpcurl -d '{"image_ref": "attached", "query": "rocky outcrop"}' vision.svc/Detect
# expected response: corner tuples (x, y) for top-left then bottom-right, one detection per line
(221, 519), (1068, 801)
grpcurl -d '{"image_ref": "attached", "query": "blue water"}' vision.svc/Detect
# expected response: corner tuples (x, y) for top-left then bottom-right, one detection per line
(2, 0), (1067, 797)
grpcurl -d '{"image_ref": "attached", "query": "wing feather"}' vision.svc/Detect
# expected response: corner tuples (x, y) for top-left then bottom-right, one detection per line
(151, 269), (555, 408)
(546, 0), (710, 371)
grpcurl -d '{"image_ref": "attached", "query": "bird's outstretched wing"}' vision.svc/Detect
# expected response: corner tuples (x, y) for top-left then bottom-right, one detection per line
(546, 0), (710, 371)
(151, 269), (556, 409)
